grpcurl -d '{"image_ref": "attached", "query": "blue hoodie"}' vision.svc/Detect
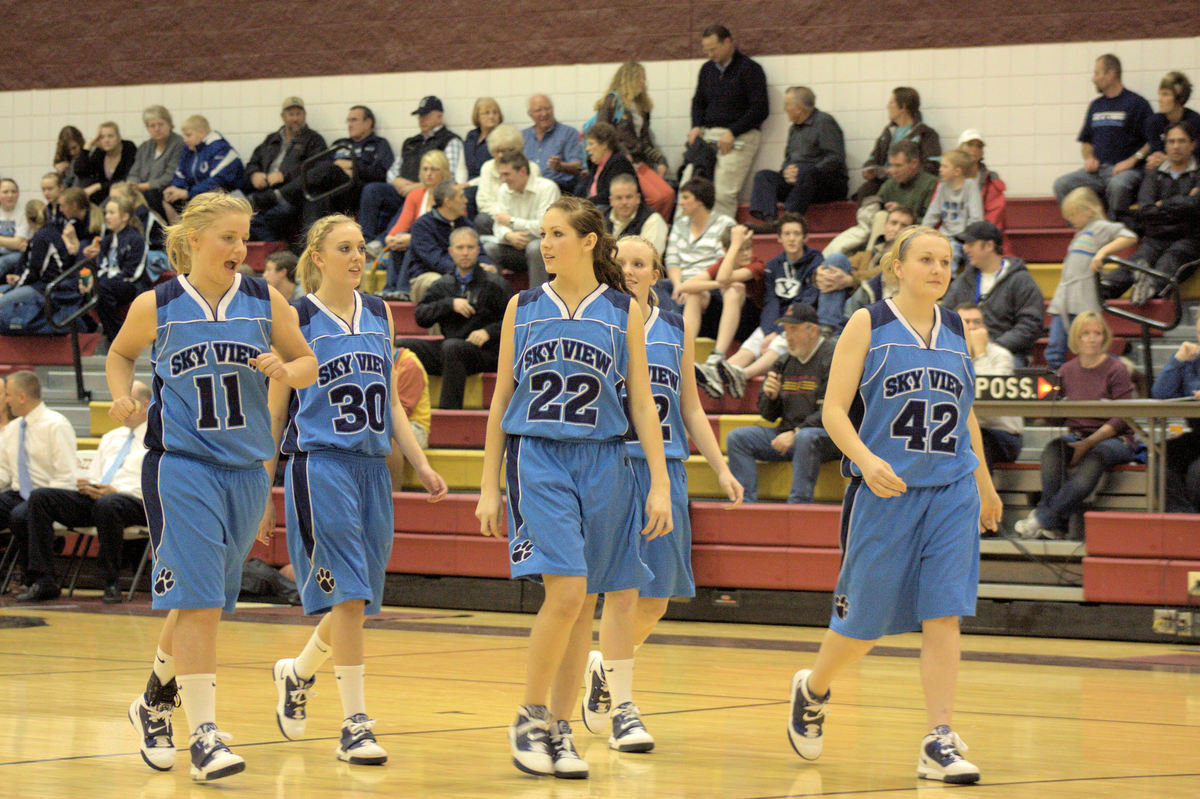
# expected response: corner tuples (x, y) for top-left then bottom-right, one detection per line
(758, 245), (824, 332)
(172, 131), (245, 197)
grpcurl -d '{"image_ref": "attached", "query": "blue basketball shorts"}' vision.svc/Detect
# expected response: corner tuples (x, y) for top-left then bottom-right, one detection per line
(504, 435), (651, 594)
(142, 451), (270, 613)
(285, 450), (394, 616)
(630, 456), (693, 599)
(830, 474), (980, 640)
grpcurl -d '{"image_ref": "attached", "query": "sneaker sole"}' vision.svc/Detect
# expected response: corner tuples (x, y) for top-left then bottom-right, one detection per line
(553, 763), (589, 779)
(918, 765), (981, 784)
(273, 660), (305, 741)
(608, 736), (655, 753)
(190, 760), (246, 781)
(787, 670), (822, 761)
(128, 699), (175, 772)
(715, 361), (746, 398)
(337, 748), (388, 766)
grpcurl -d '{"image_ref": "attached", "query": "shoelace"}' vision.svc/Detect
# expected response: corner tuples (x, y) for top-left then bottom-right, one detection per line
(515, 715), (549, 747)
(194, 727), (233, 751)
(931, 732), (969, 763)
(287, 685), (312, 717)
(552, 734), (582, 758)
(613, 704), (646, 734)
(795, 688), (828, 737)
(589, 673), (611, 710)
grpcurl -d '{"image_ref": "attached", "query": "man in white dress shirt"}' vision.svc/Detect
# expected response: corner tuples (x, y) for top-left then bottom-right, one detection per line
(0, 371), (78, 600)
(482, 151), (560, 287)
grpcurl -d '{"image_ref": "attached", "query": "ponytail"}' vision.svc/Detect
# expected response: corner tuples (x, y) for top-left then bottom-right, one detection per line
(547, 196), (629, 294)
(297, 214), (358, 294)
(24, 200), (47, 232)
(163, 191), (251, 274)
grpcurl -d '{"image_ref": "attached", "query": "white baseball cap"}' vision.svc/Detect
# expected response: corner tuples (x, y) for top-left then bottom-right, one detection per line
(957, 129), (985, 146)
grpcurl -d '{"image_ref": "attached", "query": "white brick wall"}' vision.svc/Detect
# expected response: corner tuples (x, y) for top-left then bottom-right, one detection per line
(1, 36), (1197, 205)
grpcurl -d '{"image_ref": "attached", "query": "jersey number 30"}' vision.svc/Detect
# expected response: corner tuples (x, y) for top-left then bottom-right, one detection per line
(331, 384), (388, 434)
(890, 399), (958, 454)
(527, 372), (601, 426)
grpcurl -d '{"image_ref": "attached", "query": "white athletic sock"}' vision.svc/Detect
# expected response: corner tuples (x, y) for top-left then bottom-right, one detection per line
(152, 647), (175, 684)
(335, 664), (367, 719)
(605, 659), (634, 711)
(293, 629), (332, 680)
(177, 673), (217, 734)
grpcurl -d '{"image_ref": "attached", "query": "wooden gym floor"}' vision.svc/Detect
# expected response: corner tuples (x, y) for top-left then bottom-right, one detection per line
(0, 596), (1197, 798)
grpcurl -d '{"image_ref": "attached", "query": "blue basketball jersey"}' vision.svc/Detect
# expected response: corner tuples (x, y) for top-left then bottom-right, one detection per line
(626, 306), (689, 461)
(146, 274), (274, 468)
(282, 292), (394, 456)
(501, 283), (631, 441)
(847, 299), (978, 487)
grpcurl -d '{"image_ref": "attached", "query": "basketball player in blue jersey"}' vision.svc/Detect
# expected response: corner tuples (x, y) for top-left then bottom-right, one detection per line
(476, 198), (672, 779)
(107, 192), (318, 782)
(581, 235), (743, 739)
(786, 225), (1002, 785)
(259, 214), (447, 766)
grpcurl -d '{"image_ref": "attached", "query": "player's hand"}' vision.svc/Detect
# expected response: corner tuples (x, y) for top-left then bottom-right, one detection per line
(1175, 341), (1200, 362)
(109, 395), (142, 424)
(250, 351), (287, 380)
(860, 454), (906, 498)
(762, 370), (781, 399)
(476, 488), (504, 536)
(771, 430), (795, 453)
(256, 500), (276, 545)
(417, 466), (448, 503)
(979, 487), (1003, 534)
(641, 485), (673, 540)
(717, 469), (744, 509)
(1066, 439), (1092, 467)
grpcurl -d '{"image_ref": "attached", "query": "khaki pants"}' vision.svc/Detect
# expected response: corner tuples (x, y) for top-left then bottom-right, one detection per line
(823, 201), (888, 257)
(409, 271), (442, 305)
(680, 127), (760, 220)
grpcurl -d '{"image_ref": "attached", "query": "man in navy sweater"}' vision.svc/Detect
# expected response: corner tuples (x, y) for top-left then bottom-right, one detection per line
(1053, 54), (1153, 216)
(687, 24), (768, 219)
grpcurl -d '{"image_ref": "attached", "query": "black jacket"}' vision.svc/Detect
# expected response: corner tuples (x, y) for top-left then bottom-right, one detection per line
(690, 49), (769, 136)
(73, 140), (138, 205)
(413, 267), (511, 348)
(245, 126), (328, 186)
(587, 152), (636, 207)
(1132, 158), (1200, 240)
(758, 337), (837, 432)
(939, 256), (1044, 358)
(398, 127), (461, 183)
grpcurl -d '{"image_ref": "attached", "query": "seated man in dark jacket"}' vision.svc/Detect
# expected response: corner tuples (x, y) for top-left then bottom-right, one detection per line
(246, 96), (327, 241)
(395, 227), (511, 409)
(286, 105), (393, 229)
(939, 221), (1045, 366)
(383, 181), (491, 303)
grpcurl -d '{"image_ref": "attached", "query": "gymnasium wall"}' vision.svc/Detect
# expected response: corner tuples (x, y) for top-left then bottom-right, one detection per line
(0, 1), (1198, 201)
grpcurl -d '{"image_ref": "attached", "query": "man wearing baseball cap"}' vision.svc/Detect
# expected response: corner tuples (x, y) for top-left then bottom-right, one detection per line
(956, 129), (1007, 229)
(940, 220), (1044, 366)
(725, 302), (840, 504)
(245, 96), (327, 241)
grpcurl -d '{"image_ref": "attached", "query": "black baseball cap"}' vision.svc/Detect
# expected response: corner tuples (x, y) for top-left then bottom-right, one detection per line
(955, 220), (1003, 248)
(777, 302), (819, 326)
(412, 96), (444, 115)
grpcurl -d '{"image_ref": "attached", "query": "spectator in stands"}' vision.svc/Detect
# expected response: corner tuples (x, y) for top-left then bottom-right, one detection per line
(22, 380), (151, 603)
(394, 346), (431, 448)
(523, 94), (584, 195)
(107, 182), (165, 255)
(592, 61), (674, 215)
(748, 86), (847, 227)
(1053, 54), (1153, 216)
(390, 181), (482, 304)
(53, 126), (86, 187)
(162, 115), (244, 223)
(84, 195), (148, 349)
(245, 96), (327, 242)
(940, 221), (1044, 366)
(0, 370), (77, 601)
(854, 87), (941, 201)
(40, 173), (65, 232)
(263, 250), (304, 301)
(0, 200), (67, 314)
(824, 140), (937, 257)
(922, 150), (983, 264)
(604, 173), (668, 257)
(472, 124), (539, 236)
(465, 98), (503, 182)
(294, 104), (393, 230)
(482, 151), (560, 287)
(128, 106), (184, 225)
(1046, 187), (1137, 369)
(360, 96), (465, 240)
(957, 303), (1023, 470)
(1151, 312), (1200, 512)
(957, 129), (1007, 230)
(837, 205), (913, 319)
(376, 150), (453, 296)
(724, 302), (838, 503)
(74, 122), (137, 207)
(1015, 313), (1136, 539)
(583, 122), (636, 208)
(397, 227), (511, 409)
(55, 187), (97, 260)
(0, 179), (29, 277)
(687, 225), (766, 398)
(687, 24), (769, 219)
(1102, 121), (1200, 305)
(665, 177), (735, 303)
(1145, 72), (1199, 169)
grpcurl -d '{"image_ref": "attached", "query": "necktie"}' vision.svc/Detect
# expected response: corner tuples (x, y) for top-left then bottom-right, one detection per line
(100, 429), (136, 485)
(17, 418), (33, 499)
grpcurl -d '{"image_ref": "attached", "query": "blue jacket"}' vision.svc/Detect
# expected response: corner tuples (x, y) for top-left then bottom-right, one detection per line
(759, 246), (824, 332)
(96, 226), (147, 284)
(172, 131), (245, 197)
(16, 226), (70, 292)
(403, 210), (493, 277)
(1152, 355), (1200, 400)
(329, 132), (394, 185)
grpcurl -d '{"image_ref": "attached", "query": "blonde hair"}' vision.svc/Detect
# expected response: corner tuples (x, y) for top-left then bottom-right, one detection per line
(98, 120), (122, 140)
(880, 224), (950, 282)
(109, 180), (148, 210)
(599, 61), (653, 114)
(24, 199), (47, 231)
(419, 150), (451, 184)
(471, 97), (503, 128)
(182, 114), (210, 134)
(1067, 310), (1112, 354)
(297, 214), (358, 294)
(1062, 186), (1105, 221)
(617, 235), (663, 306)
(105, 195), (143, 235)
(941, 150), (971, 172)
(163, 191), (251, 274)
(486, 124), (523, 157)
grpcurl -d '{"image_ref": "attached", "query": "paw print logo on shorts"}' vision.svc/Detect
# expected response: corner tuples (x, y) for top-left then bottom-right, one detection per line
(153, 568), (175, 596)
(315, 568), (336, 593)
(834, 594), (849, 620)
(510, 539), (534, 564)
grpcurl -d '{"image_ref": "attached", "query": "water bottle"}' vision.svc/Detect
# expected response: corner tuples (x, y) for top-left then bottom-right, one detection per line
(79, 267), (93, 291)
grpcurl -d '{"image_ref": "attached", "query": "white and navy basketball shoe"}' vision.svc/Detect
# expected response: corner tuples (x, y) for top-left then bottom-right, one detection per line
(509, 704), (553, 775)
(918, 725), (980, 784)
(272, 658), (316, 739)
(581, 650), (610, 734)
(609, 702), (655, 752)
(336, 714), (388, 765)
(548, 720), (589, 778)
(128, 673), (179, 770)
(188, 723), (244, 781)
(788, 669), (829, 761)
